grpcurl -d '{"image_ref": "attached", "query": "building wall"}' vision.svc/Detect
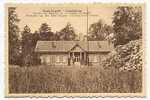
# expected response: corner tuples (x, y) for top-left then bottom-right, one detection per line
(39, 52), (109, 66)
(39, 53), (68, 66)
(88, 52), (109, 66)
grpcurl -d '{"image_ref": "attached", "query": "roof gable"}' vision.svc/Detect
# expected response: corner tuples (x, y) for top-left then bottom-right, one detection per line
(70, 44), (85, 52)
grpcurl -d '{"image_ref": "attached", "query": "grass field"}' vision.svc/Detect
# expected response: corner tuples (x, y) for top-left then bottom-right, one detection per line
(9, 65), (142, 93)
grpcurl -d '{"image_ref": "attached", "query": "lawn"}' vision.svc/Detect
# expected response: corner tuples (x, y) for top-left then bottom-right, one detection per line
(8, 65), (142, 93)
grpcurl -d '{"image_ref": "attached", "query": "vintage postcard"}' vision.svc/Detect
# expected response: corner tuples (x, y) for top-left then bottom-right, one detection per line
(5, 3), (145, 97)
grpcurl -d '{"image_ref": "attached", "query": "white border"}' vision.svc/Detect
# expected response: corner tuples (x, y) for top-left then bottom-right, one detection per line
(0, 0), (150, 100)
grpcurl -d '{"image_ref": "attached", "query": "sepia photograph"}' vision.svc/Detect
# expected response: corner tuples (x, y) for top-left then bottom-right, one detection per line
(5, 3), (144, 97)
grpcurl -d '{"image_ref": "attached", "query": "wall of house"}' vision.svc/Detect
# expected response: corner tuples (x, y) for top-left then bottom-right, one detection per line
(39, 53), (68, 66)
(39, 52), (110, 66)
(88, 52), (109, 66)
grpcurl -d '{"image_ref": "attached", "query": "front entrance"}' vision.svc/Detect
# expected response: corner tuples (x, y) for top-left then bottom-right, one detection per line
(74, 52), (80, 66)
(68, 52), (87, 66)
(68, 44), (87, 66)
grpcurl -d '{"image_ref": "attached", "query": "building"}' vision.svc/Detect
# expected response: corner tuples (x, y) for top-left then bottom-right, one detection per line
(35, 41), (113, 66)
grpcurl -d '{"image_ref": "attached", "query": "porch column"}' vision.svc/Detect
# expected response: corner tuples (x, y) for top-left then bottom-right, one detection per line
(69, 52), (71, 58)
(73, 52), (74, 58)
(68, 52), (71, 66)
(84, 52), (86, 65)
(72, 52), (75, 65)
(80, 52), (82, 65)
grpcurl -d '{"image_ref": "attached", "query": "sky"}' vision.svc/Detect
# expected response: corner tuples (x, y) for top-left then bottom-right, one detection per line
(15, 4), (117, 35)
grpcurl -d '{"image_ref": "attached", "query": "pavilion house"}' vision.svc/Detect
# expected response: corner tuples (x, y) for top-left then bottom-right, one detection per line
(35, 41), (113, 66)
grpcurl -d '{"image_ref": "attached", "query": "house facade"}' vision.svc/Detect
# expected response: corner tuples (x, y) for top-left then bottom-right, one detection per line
(35, 41), (113, 66)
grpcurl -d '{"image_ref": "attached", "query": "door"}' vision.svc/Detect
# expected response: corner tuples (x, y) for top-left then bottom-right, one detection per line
(74, 52), (80, 66)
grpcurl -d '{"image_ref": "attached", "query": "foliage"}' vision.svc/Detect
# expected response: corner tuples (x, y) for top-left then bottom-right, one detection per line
(102, 39), (142, 72)
(8, 7), (21, 64)
(112, 6), (142, 46)
(21, 25), (33, 66)
(87, 20), (114, 41)
(21, 25), (40, 66)
(32, 31), (40, 47)
(57, 23), (77, 40)
(39, 23), (54, 41)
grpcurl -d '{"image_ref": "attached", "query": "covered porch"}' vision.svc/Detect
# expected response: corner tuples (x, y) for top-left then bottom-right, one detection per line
(68, 52), (87, 66)
(67, 43), (88, 66)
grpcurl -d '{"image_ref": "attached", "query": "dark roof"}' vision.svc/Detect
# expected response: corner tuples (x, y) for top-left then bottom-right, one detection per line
(35, 41), (114, 53)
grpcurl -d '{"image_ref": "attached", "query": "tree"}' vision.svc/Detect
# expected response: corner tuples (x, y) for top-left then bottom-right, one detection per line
(39, 23), (54, 41)
(112, 6), (142, 46)
(87, 20), (114, 41)
(58, 23), (77, 40)
(32, 31), (41, 65)
(21, 25), (34, 66)
(32, 30), (40, 46)
(8, 7), (21, 64)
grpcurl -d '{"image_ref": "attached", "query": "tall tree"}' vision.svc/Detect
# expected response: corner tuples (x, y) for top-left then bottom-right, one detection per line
(58, 23), (77, 40)
(8, 7), (20, 64)
(39, 23), (54, 41)
(112, 6), (142, 46)
(87, 20), (114, 41)
(21, 25), (33, 66)
(32, 31), (40, 46)
(32, 31), (41, 65)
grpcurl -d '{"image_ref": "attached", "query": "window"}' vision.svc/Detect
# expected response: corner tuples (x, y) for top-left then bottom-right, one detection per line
(59, 56), (63, 62)
(42, 55), (46, 64)
(56, 55), (64, 62)
(89, 55), (93, 62)
(40, 56), (44, 64)
(46, 56), (50, 63)
(63, 56), (67, 62)
(93, 55), (98, 62)
(89, 55), (98, 62)
(56, 56), (59, 62)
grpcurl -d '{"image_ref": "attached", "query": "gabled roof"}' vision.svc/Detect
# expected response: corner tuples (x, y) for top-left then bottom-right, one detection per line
(35, 41), (114, 53)
(70, 44), (85, 52)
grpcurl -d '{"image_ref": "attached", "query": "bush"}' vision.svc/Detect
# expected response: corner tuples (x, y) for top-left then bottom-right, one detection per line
(102, 39), (142, 71)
